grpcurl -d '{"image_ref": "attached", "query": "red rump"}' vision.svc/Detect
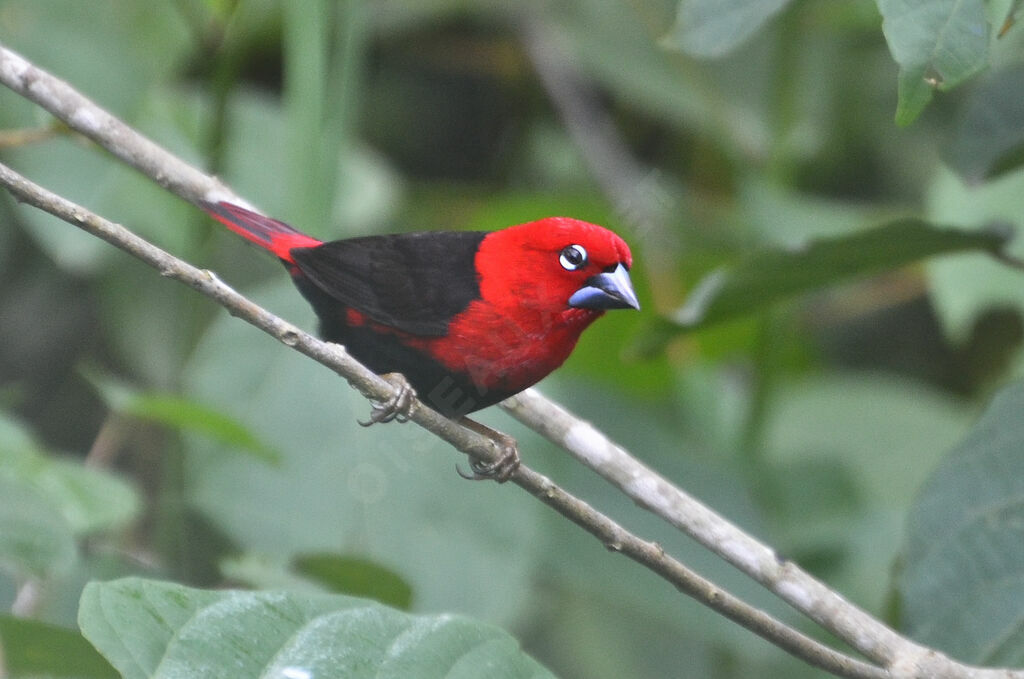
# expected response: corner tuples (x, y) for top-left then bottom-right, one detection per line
(202, 201), (637, 417)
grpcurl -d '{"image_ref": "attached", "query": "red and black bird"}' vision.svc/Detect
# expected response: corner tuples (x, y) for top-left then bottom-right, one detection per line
(204, 201), (639, 434)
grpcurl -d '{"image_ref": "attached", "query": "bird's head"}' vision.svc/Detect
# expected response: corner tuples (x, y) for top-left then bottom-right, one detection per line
(476, 217), (639, 321)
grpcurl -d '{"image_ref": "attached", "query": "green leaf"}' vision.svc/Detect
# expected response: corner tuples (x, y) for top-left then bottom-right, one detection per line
(765, 375), (971, 509)
(79, 578), (554, 679)
(925, 167), (1024, 339)
(663, 0), (794, 58)
(0, 411), (35, 453)
(0, 615), (118, 678)
(894, 64), (940, 127)
(739, 179), (899, 245)
(292, 553), (414, 610)
(0, 476), (76, 580)
(125, 394), (281, 465)
(25, 458), (140, 536)
(77, 578), (225, 679)
(899, 380), (1024, 666)
(0, 412), (140, 536)
(83, 370), (279, 464)
(876, 0), (990, 125)
(630, 219), (1012, 356)
(946, 64), (1024, 183)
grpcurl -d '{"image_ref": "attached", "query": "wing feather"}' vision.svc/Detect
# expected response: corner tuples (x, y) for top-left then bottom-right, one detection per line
(290, 231), (488, 336)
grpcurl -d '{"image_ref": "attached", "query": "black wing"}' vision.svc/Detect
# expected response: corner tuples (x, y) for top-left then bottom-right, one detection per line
(290, 230), (488, 336)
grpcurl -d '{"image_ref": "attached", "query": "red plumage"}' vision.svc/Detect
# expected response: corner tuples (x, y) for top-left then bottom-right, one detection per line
(204, 202), (639, 418)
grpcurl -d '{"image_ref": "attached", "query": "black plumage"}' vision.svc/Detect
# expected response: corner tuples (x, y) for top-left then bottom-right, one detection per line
(290, 231), (487, 336)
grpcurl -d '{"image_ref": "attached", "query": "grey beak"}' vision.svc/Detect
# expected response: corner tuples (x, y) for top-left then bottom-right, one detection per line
(568, 263), (640, 311)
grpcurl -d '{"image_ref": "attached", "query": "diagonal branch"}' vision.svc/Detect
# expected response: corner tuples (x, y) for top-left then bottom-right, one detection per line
(501, 391), (991, 679)
(0, 158), (884, 679)
(517, 17), (1024, 679)
(0, 40), (884, 679)
(1, 41), (1018, 679)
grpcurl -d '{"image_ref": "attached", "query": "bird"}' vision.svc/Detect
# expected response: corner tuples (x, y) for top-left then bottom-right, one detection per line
(203, 201), (639, 479)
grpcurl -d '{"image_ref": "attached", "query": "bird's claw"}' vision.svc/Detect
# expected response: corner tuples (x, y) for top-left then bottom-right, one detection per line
(457, 431), (520, 483)
(360, 373), (417, 426)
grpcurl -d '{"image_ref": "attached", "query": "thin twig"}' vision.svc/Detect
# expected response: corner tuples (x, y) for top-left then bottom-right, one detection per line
(992, 249), (1024, 272)
(0, 44), (235, 206)
(0, 160), (885, 679)
(84, 414), (128, 469)
(0, 124), (60, 149)
(501, 391), (1023, 679)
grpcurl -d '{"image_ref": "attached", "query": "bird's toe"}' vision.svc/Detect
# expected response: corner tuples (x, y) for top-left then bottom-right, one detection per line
(456, 427), (520, 483)
(359, 373), (417, 426)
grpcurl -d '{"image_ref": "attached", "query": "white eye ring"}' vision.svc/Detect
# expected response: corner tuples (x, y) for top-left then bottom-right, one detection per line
(559, 244), (588, 271)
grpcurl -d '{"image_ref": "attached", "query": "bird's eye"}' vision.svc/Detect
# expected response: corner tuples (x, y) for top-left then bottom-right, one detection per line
(559, 244), (588, 271)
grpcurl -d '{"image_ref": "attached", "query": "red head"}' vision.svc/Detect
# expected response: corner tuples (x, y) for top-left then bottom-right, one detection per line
(475, 217), (638, 323)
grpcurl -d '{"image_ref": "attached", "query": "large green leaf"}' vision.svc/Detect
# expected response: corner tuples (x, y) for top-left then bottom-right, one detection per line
(79, 578), (554, 679)
(16, 457), (141, 536)
(876, 0), (990, 125)
(0, 413), (137, 580)
(925, 167), (1024, 339)
(946, 64), (1024, 183)
(631, 219), (1012, 356)
(291, 552), (414, 610)
(663, 0), (794, 58)
(899, 380), (1024, 666)
(0, 413), (139, 536)
(0, 615), (118, 679)
(126, 393), (281, 464)
(84, 370), (279, 465)
(0, 421), (73, 580)
(0, 475), (76, 580)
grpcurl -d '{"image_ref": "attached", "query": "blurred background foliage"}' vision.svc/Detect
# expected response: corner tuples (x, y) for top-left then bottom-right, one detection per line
(1, 0), (1023, 677)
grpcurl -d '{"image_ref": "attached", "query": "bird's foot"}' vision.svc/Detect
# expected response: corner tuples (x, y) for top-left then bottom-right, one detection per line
(456, 418), (520, 483)
(360, 373), (417, 426)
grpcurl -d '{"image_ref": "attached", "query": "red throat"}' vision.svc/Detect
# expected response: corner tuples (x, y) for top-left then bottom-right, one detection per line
(407, 304), (603, 393)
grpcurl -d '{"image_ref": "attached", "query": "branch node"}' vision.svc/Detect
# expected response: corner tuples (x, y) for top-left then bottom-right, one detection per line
(200, 268), (222, 284)
(605, 539), (623, 552)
